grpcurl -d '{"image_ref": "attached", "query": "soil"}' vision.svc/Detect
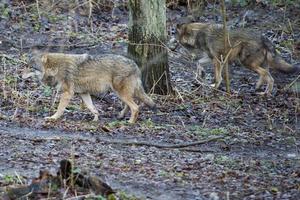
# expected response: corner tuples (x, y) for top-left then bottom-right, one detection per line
(0, 1), (299, 199)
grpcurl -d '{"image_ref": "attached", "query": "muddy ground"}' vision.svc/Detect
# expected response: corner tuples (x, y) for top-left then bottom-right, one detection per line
(0, 1), (299, 199)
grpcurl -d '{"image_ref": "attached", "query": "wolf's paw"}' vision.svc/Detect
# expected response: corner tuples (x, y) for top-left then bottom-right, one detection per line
(256, 91), (272, 96)
(210, 83), (216, 88)
(117, 114), (125, 120)
(45, 115), (59, 121)
(150, 104), (158, 113)
(256, 91), (266, 95)
(92, 115), (99, 122)
(128, 119), (136, 124)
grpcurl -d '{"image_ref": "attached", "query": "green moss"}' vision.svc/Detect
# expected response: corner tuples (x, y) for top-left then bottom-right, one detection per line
(118, 191), (141, 200)
(188, 125), (228, 138)
(107, 120), (128, 128)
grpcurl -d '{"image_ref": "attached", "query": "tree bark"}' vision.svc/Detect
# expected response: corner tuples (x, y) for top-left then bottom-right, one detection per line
(127, 0), (172, 95)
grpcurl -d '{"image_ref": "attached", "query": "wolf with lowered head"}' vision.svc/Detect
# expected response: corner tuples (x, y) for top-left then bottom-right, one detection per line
(176, 22), (299, 94)
(23, 52), (155, 123)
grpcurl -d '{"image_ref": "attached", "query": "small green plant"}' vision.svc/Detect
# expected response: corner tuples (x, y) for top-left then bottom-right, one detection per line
(141, 118), (155, 128)
(270, 0), (297, 6)
(3, 175), (15, 183)
(158, 169), (169, 177)
(47, 14), (65, 23)
(42, 106), (50, 113)
(85, 195), (106, 200)
(177, 104), (189, 110)
(188, 126), (228, 138)
(49, 183), (59, 192)
(230, 0), (248, 6)
(107, 120), (128, 128)
(4, 75), (17, 85)
(0, 5), (9, 18)
(67, 104), (81, 111)
(33, 22), (42, 32)
(214, 155), (238, 168)
(42, 85), (52, 97)
(280, 39), (294, 49)
(2, 174), (22, 184)
(118, 191), (140, 200)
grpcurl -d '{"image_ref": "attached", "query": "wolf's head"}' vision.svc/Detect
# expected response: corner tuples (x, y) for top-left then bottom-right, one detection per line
(39, 54), (62, 87)
(22, 50), (59, 87)
(176, 23), (209, 49)
(22, 49), (44, 80)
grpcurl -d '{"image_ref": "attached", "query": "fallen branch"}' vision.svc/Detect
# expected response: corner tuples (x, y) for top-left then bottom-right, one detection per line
(0, 126), (224, 149)
(283, 74), (300, 91)
(97, 136), (224, 149)
(179, 148), (216, 153)
(1, 38), (101, 50)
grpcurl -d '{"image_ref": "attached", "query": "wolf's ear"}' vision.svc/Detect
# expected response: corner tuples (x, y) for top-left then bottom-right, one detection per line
(176, 24), (184, 34)
(41, 54), (48, 64)
(32, 48), (40, 55)
(176, 24), (182, 30)
(30, 47), (42, 58)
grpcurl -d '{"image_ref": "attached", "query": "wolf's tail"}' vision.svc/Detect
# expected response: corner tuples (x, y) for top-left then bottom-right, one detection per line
(262, 37), (300, 73)
(136, 80), (156, 110)
(267, 52), (300, 73)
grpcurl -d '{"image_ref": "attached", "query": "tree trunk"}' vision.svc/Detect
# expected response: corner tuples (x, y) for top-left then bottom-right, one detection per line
(127, 0), (172, 95)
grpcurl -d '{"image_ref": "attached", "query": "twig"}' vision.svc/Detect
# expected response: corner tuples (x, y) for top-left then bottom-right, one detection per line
(47, 182), (52, 199)
(88, 0), (93, 20)
(179, 148), (216, 153)
(14, 171), (24, 185)
(36, 0), (41, 20)
(174, 86), (185, 102)
(220, 0), (230, 93)
(62, 187), (70, 199)
(284, 74), (300, 91)
(19, 190), (33, 199)
(149, 70), (169, 94)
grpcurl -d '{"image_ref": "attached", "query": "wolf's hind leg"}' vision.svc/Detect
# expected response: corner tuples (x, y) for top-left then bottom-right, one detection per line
(117, 92), (139, 124)
(251, 64), (274, 94)
(118, 104), (129, 119)
(264, 74), (274, 94)
(80, 93), (99, 121)
(255, 76), (265, 90)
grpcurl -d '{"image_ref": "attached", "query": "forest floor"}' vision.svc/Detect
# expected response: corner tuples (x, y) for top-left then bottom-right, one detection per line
(0, 1), (299, 199)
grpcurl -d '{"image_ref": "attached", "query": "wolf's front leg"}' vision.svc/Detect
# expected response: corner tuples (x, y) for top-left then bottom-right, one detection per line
(45, 91), (73, 120)
(213, 58), (223, 88)
(80, 93), (99, 121)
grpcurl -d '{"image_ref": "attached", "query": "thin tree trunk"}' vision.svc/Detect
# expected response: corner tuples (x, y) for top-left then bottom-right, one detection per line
(127, 0), (172, 95)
